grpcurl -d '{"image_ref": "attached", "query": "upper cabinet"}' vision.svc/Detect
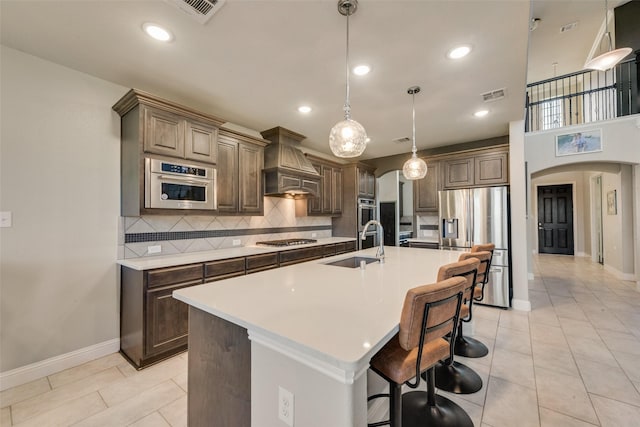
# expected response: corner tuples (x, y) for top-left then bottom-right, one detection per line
(357, 167), (376, 199)
(113, 89), (268, 216)
(143, 106), (218, 164)
(414, 161), (440, 213)
(205, 130), (266, 215)
(442, 149), (509, 190)
(305, 155), (343, 216)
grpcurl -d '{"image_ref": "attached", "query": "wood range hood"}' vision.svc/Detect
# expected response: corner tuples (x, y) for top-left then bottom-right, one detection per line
(260, 127), (321, 198)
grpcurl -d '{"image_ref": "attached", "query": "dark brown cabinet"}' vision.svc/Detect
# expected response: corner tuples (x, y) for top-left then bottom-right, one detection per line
(442, 156), (475, 189)
(441, 149), (509, 190)
(414, 161), (440, 213)
(121, 263), (203, 369)
(143, 105), (218, 164)
(120, 241), (355, 368)
(358, 167), (376, 198)
(306, 156), (343, 216)
(216, 130), (266, 215)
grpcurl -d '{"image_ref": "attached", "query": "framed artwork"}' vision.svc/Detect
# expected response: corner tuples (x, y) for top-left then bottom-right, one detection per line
(556, 129), (602, 156)
(607, 190), (617, 215)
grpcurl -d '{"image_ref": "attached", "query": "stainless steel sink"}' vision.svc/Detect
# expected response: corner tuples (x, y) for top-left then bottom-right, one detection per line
(324, 256), (379, 268)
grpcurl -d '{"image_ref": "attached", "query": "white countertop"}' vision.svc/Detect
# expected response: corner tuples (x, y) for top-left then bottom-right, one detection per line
(117, 237), (356, 270)
(173, 246), (462, 376)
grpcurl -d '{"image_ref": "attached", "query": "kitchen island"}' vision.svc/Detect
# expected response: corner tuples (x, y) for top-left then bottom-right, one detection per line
(173, 246), (462, 426)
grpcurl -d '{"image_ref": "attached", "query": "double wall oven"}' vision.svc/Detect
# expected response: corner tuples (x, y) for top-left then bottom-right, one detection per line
(358, 198), (378, 250)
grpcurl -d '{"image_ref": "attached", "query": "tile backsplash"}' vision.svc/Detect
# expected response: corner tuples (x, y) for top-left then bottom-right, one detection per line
(416, 214), (439, 241)
(118, 197), (332, 259)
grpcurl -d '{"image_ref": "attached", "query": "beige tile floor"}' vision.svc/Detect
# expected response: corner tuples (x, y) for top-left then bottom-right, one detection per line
(1, 254), (639, 426)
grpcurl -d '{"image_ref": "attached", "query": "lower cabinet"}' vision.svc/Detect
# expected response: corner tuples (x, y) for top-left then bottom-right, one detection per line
(121, 241), (356, 368)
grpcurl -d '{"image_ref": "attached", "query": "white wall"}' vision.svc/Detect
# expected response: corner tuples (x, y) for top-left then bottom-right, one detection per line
(0, 47), (126, 373)
(377, 171), (399, 203)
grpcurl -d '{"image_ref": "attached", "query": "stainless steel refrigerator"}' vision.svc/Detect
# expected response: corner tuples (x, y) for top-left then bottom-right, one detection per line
(439, 186), (511, 308)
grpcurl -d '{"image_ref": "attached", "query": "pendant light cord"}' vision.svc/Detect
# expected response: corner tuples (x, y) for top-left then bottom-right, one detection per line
(411, 91), (417, 155)
(344, 4), (351, 120)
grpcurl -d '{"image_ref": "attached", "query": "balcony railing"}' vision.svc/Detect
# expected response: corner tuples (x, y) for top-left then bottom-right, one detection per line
(525, 56), (638, 132)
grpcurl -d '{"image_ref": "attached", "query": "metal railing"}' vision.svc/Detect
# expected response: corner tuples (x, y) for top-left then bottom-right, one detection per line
(525, 57), (637, 132)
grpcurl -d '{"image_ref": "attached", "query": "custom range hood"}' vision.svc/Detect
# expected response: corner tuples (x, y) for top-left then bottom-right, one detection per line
(260, 127), (320, 198)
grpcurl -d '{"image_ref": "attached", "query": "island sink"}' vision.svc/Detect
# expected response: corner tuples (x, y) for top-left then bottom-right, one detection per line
(324, 256), (379, 268)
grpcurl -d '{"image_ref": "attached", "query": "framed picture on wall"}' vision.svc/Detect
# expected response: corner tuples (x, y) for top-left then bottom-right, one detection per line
(607, 190), (617, 215)
(555, 129), (602, 156)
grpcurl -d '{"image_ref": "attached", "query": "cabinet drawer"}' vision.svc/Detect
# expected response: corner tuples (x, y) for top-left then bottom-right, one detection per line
(279, 247), (324, 266)
(204, 258), (246, 281)
(146, 264), (203, 289)
(321, 244), (337, 257)
(336, 241), (357, 254)
(246, 253), (279, 273)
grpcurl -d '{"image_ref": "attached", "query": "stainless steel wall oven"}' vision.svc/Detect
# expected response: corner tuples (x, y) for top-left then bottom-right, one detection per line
(145, 158), (217, 210)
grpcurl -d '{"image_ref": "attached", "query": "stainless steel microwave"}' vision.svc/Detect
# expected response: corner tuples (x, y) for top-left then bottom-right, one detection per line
(144, 158), (217, 210)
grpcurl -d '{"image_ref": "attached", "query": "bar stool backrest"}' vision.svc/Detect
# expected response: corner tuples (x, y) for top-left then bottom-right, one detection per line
(398, 276), (467, 351)
(437, 258), (480, 300)
(459, 251), (492, 286)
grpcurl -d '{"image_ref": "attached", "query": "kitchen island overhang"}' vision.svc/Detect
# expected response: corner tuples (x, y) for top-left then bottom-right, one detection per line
(174, 246), (462, 426)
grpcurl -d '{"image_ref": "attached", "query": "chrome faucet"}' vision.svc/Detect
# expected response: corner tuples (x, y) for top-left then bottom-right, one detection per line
(361, 220), (385, 263)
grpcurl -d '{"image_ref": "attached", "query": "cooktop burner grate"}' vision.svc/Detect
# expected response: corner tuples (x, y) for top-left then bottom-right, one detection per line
(256, 238), (318, 247)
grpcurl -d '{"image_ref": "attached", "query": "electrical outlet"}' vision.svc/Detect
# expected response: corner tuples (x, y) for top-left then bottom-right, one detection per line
(0, 211), (12, 228)
(278, 386), (294, 426)
(311, 232), (317, 238)
(232, 239), (241, 246)
(147, 245), (162, 254)
(423, 230), (429, 237)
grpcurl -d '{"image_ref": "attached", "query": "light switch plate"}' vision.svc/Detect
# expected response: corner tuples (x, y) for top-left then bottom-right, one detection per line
(148, 245), (162, 254)
(232, 239), (241, 246)
(0, 211), (12, 228)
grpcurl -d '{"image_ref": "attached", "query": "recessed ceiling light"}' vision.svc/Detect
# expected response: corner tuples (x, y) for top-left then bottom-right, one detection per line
(353, 65), (371, 76)
(474, 110), (489, 118)
(447, 45), (472, 59)
(142, 23), (173, 42)
(298, 106), (312, 114)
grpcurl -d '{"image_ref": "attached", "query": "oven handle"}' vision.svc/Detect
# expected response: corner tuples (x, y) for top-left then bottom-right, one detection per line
(157, 175), (212, 185)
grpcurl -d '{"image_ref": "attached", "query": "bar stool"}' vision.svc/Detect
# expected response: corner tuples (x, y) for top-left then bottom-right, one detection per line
(431, 258), (484, 394)
(470, 243), (496, 304)
(368, 276), (473, 427)
(453, 251), (492, 358)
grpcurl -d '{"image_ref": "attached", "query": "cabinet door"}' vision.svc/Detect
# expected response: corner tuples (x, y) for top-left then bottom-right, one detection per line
(143, 106), (184, 158)
(185, 120), (218, 164)
(475, 152), (508, 185)
(239, 142), (263, 214)
(321, 165), (333, 214)
(307, 163), (322, 214)
(357, 168), (367, 196)
(365, 171), (376, 198)
(443, 157), (474, 189)
(145, 279), (201, 358)
(217, 138), (239, 213)
(414, 161), (440, 213)
(332, 168), (343, 214)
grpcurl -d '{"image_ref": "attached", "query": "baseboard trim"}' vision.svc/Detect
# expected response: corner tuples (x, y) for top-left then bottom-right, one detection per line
(575, 251), (588, 257)
(603, 263), (636, 281)
(0, 338), (120, 391)
(512, 299), (532, 312)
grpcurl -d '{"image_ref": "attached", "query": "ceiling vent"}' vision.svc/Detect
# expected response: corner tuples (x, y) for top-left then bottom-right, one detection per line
(165, 0), (226, 24)
(392, 137), (411, 144)
(560, 21), (579, 33)
(481, 88), (506, 103)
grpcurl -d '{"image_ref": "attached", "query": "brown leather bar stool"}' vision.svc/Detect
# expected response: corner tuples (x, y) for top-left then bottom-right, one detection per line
(453, 251), (492, 358)
(430, 257), (484, 394)
(471, 243), (496, 304)
(368, 276), (473, 427)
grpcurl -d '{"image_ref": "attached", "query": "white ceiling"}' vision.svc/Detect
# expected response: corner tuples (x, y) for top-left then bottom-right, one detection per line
(0, 0), (629, 160)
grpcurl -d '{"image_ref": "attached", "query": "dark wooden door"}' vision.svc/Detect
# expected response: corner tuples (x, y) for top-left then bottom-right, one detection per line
(380, 202), (396, 246)
(538, 184), (574, 255)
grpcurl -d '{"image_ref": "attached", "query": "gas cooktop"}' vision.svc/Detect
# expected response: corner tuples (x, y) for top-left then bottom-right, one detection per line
(256, 238), (318, 247)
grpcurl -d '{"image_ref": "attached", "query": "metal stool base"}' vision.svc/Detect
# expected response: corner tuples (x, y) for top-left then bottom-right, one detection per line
(432, 361), (483, 394)
(402, 391), (474, 427)
(454, 335), (489, 358)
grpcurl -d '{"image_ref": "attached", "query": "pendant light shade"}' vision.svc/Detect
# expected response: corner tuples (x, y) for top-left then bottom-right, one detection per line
(402, 86), (427, 180)
(330, 0), (367, 158)
(584, 0), (632, 71)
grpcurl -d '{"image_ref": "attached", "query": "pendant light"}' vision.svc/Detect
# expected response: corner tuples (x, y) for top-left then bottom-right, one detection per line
(329, 0), (367, 158)
(402, 86), (428, 180)
(584, 0), (632, 71)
